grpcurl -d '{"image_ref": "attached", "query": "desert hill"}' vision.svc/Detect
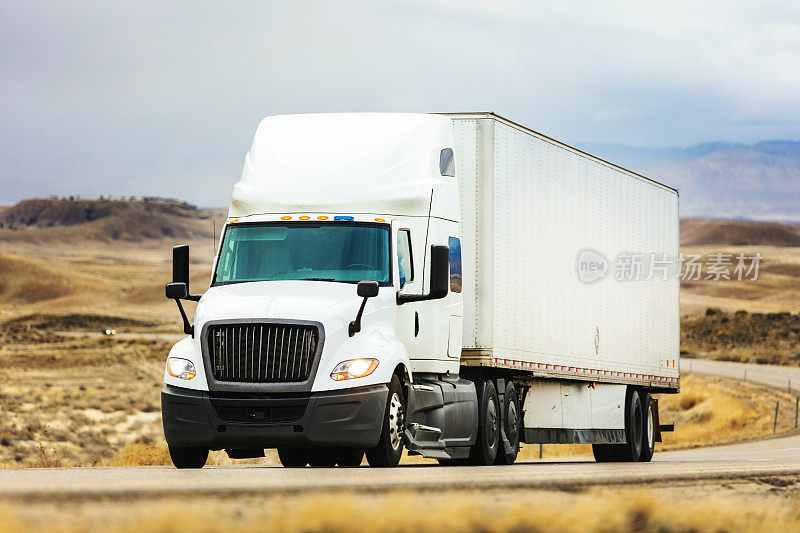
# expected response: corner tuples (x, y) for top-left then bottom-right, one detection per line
(0, 197), (226, 246)
(680, 218), (800, 247)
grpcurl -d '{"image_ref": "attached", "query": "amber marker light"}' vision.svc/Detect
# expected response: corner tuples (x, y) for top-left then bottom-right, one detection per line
(299, 215), (311, 220)
(281, 216), (292, 220)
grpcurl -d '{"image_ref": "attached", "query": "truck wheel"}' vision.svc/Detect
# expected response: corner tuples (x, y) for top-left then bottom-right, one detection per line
(307, 448), (337, 467)
(495, 382), (520, 465)
(592, 388), (645, 462)
(467, 379), (499, 465)
(168, 446), (208, 469)
(365, 374), (405, 467)
(335, 448), (364, 467)
(639, 393), (656, 463)
(591, 443), (620, 462)
(277, 447), (307, 467)
(621, 388), (644, 462)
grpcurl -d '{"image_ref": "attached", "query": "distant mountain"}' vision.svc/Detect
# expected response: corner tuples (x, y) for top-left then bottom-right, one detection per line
(582, 140), (800, 222)
(0, 197), (226, 245)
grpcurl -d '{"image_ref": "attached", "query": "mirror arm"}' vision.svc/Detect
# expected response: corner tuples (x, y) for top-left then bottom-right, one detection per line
(185, 294), (202, 302)
(396, 288), (448, 305)
(348, 297), (369, 337)
(172, 298), (194, 337)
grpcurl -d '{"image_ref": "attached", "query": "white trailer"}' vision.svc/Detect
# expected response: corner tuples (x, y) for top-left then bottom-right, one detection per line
(161, 112), (679, 469)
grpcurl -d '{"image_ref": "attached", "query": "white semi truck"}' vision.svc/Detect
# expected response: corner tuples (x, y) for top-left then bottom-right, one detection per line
(161, 112), (679, 468)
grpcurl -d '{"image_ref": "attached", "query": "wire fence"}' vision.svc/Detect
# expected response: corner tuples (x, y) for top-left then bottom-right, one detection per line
(683, 359), (800, 432)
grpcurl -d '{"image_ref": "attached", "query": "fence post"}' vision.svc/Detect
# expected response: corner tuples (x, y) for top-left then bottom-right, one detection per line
(539, 443), (543, 459)
(774, 401), (780, 433)
(743, 369), (747, 382)
(795, 397), (798, 429)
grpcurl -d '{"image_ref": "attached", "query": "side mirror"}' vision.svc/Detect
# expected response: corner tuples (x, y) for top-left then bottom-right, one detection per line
(350, 280), (380, 337)
(396, 245), (449, 304)
(428, 245), (450, 299)
(173, 245), (190, 290)
(165, 244), (200, 336)
(165, 282), (189, 300)
(357, 280), (379, 298)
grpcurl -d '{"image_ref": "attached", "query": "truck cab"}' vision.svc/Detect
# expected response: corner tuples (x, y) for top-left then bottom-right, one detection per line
(161, 114), (468, 468)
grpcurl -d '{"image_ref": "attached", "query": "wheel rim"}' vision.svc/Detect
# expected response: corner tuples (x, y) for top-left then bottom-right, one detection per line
(388, 392), (405, 451)
(633, 401), (643, 451)
(647, 404), (655, 449)
(507, 400), (518, 446)
(486, 396), (498, 447)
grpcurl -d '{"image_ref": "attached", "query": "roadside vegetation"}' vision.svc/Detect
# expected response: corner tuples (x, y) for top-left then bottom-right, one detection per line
(681, 309), (800, 365)
(4, 484), (800, 533)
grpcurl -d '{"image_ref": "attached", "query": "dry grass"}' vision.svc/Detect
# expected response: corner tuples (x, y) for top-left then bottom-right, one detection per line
(681, 309), (800, 365)
(3, 486), (800, 533)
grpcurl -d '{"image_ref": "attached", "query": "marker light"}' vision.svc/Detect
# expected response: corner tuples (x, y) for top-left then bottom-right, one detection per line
(167, 357), (196, 380)
(317, 216), (329, 220)
(331, 358), (379, 381)
(374, 218), (385, 222)
(334, 216), (354, 221)
(299, 216), (310, 220)
(229, 218), (239, 224)
(281, 216), (292, 220)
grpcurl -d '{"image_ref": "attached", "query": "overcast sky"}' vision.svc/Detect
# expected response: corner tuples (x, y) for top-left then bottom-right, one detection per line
(2, 1), (800, 206)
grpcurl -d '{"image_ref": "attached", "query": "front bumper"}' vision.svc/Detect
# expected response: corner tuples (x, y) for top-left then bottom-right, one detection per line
(161, 384), (388, 450)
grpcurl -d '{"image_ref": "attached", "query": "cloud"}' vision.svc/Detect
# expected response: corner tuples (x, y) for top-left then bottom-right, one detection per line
(2, 0), (800, 206)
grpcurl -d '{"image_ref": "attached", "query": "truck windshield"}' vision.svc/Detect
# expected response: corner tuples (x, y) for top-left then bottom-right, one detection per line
(213, 222), (391, 286)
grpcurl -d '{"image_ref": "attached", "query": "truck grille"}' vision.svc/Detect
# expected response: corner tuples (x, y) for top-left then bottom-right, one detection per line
(208, 323), (319, 383)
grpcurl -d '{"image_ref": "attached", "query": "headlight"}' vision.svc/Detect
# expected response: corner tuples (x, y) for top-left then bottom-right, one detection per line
(167, 357), (196, 380)
(331, 358), (379, 381)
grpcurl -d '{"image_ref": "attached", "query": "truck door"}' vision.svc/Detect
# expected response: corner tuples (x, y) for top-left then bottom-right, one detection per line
(394, 221), (430, 361)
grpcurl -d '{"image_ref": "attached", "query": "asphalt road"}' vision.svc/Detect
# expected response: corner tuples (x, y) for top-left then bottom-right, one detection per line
(682, 357), (800, 394)
(1, 357), (798, 499)
(1, 433), (799, 498)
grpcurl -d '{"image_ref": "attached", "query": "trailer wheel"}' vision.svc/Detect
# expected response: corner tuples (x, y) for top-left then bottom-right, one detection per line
(365, 374), (405, 467)
(467, 379), (500, 465)
(335, 448), (364, 467)
(495, 382), (520, 465)
(592, 388), (645, 462)
(277, 447), (308, 468)
(639, 393), (655, 463)
(168, 445), (208, 469)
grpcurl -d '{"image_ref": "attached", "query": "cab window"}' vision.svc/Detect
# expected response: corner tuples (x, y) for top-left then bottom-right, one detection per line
(397, 230), (413, 289)
(448, 236), (462, 293)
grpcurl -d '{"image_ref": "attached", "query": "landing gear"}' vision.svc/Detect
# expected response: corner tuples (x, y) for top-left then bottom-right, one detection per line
(168, 446), (208, 469)
(365, 374), (405, 467)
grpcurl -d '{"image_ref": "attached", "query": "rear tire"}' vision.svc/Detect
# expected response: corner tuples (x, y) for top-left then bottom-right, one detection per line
(168, 446), (208, 469)
(639, 393), (656, 463)
(592, 388), (644, 462)
(467, 379), (500, 466)
(278, 447), (307, 468)
(495, 382), (520, 465)
(365, 375), (405, 467)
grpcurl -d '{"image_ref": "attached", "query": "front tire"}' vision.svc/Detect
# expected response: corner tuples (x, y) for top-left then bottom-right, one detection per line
(168, 446), (208, 469)
(278, 447), (307, 468)
(365, 375), (405, 467)
(335, 448), (364, 467)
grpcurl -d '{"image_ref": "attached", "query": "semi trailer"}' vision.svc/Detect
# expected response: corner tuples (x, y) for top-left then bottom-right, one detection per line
(161, 112), (679, 468)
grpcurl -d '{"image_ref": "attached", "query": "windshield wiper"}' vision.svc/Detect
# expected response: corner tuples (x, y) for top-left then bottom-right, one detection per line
(301, 278), (337, 282)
